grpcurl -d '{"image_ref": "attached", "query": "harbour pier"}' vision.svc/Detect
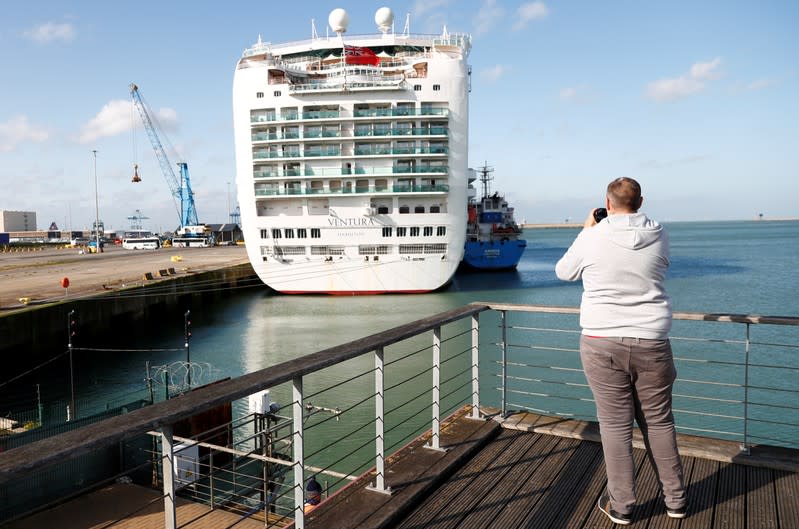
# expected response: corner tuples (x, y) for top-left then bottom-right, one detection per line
(0, 245), (258, 360)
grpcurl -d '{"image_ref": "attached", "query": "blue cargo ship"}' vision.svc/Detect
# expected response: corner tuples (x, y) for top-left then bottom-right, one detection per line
(462, 164), (527, 270)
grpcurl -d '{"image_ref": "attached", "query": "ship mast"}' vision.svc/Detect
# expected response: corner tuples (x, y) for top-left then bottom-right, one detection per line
(479, 162), (494, 200)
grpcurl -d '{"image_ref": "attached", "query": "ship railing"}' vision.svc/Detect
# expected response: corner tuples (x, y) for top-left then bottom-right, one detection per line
(1, 304), (797, 528)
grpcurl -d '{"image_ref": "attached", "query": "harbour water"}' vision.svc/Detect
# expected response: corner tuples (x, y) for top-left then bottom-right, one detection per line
(3, 220), (798, 444)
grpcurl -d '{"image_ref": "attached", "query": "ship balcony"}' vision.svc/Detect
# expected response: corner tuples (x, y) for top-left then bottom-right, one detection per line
(392, 165), (449, 174)
(354, 127), (448, 137)
(354, 146), (448, 156)
(302, 130), (342, 139)
(353, 108), (449, 118)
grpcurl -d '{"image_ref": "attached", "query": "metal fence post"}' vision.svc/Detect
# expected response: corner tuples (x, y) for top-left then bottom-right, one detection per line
(741, 323), (751, 454)
(471, 313), (481, 419)
(293, 376), (305, 528)
(161, 424), (177, 529)
(501, 310), (508, 417)
(428, 326), (443, 451)
(369, 347), (391, 493)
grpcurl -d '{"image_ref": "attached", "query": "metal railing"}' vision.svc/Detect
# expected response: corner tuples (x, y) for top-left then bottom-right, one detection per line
(1, 303), (797, 528)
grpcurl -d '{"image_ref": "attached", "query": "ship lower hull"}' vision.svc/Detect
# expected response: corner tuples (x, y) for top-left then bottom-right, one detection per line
(249, 252), (460, 294)
(462, 240), (527, 270)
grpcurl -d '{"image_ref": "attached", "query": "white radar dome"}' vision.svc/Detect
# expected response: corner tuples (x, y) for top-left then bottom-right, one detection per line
(375, 7), (394, 32)
(328, 8), (349, 33)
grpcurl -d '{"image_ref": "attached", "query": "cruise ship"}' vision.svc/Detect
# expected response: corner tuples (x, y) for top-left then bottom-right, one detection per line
(232, 7), (471, 294)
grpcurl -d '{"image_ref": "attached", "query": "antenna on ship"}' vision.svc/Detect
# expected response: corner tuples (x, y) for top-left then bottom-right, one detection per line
(311, 19), (318, 40)
(403, 12), (411, 36)
(328, 8), (349, 88)
(479, 162), (494, 199)
(375, 7), (394, 36)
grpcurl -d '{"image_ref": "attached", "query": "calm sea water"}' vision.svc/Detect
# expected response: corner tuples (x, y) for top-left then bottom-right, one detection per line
(5, 220), (798, 453)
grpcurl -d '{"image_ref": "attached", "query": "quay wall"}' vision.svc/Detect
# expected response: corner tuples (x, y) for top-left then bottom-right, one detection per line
(0, 263), (259, 360)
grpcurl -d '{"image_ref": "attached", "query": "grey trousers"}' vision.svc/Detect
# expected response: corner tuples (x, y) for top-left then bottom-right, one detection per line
(580, 335), (687, 515)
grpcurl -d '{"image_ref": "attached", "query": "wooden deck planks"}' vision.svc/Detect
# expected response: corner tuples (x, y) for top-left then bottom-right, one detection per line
(774, 470), (799, 529)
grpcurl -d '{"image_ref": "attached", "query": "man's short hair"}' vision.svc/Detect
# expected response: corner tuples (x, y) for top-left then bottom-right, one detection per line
(607, 177), (642, 212)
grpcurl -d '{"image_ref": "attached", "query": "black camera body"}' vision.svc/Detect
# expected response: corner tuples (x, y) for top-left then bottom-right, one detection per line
(593, 208), (608, 223)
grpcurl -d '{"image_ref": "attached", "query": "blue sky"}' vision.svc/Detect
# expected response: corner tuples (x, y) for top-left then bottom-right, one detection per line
(1, 1), (797, 232)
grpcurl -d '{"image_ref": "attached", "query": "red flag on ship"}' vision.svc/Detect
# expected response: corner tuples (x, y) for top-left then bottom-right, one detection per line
(344, 45), (379, 66)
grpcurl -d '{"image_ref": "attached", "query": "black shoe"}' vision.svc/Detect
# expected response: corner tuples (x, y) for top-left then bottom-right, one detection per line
(666, 505), (687, 519)
(598, 494), (632, 525)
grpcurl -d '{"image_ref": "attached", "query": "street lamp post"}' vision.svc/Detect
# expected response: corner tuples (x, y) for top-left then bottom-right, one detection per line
(93, 150), (100, 254)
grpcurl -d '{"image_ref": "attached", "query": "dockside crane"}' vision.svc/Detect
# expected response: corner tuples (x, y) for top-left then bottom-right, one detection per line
(130, 83), (199, 230)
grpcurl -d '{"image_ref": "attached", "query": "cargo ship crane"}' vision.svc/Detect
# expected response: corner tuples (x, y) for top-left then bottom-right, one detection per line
(130, 83), (199, 229)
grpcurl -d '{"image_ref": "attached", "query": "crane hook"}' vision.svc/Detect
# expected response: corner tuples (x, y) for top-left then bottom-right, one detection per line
(132, 164), (141, 183)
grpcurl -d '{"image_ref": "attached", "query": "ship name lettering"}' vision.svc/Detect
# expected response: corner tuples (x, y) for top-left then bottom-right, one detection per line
(327, 217), (376, 227)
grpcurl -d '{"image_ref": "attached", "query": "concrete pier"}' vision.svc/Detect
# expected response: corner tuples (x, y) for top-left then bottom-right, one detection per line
(0, 245), (259, 359)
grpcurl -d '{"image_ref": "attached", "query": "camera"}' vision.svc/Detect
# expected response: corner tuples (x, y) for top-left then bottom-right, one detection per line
(593, 208), (608, 223)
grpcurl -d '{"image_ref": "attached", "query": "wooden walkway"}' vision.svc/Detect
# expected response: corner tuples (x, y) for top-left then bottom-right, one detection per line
(5, 410), (798, 528)
(388, 428), (799, 529)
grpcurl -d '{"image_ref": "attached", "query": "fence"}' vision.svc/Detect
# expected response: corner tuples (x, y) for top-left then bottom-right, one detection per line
(0, 302), (797, 528)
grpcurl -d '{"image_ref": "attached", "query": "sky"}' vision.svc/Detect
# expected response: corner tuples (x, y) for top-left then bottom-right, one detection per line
(1, 0), (797, 232)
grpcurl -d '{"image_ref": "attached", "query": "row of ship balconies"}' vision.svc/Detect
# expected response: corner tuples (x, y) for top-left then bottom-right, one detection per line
(252, 127), (448, 141)
(254, 165), (448, 178)
(254, 146), (448, 159)
(254, 183), (450, 197)
(250, 107), (449, 123)
(252, 126), (449, 143)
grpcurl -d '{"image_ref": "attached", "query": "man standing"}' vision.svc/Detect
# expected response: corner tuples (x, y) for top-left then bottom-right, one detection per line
(555, 177), (687, 525)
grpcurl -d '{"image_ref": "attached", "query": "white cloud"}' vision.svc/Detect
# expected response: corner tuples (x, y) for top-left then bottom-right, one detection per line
(480, 64), (508, 83)
(0, 116), (49, 152)
(473, 0), (505, 35)
(79, 100), (178, 144)
(747, 79), (777, 91)
(23, 22), (75, 43)
(645, 58), (723, 102)
(559, 85), (594, 103)
(689, 58), (722, 81)
(513, 2), (549, 30)
(412, 0), (455, 17)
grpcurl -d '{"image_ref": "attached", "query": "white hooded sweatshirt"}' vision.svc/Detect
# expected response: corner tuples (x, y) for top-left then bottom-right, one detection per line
(555, 213), (672, 339)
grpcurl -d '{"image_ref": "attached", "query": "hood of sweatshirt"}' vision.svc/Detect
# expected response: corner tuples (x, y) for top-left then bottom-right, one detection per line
(604, 213), (664, 250)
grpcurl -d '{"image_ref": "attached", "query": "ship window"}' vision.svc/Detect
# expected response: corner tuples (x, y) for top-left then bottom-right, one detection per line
(311, 228), (321, 238)
(410, 227), (420, 237)
(274, 90), (282, 97)
(271, 229), (281, 239)
(415, 206), (425, 213)
(260, 229), (269, 239)
(256, 92), (264, 98)
(437, 226), (446, 236)
(423, 226), (433, 236)
(414, 84), (422, 91)
(298, 228), (307, 238)
(433, 84), (441, 91)
(430, 205), (441, 213)
(399, 206), (410, 214)
(382, 227), (392, 237)
(377, 206), (389, 214)
(397, 227), (407, 237)
(284, 229), (294, 239)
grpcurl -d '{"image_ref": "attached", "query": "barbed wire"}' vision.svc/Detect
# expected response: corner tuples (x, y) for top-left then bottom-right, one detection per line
(149, 361), (221, 394)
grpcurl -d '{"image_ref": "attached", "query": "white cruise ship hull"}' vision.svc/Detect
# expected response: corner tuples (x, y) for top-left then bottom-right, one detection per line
(232, 11), (471, 294)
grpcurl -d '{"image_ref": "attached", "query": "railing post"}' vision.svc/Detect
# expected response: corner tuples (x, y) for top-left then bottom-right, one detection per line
(209, 450), (215, 509)
(293, 376), (305, 528)
(501, 310), (508, 418)
(427, 326), (444, 451)
(741, 323), (751, 454)
(161, 424), (177, 529)
(471, 313), (481, 419)
(369, 347), (391, 494)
